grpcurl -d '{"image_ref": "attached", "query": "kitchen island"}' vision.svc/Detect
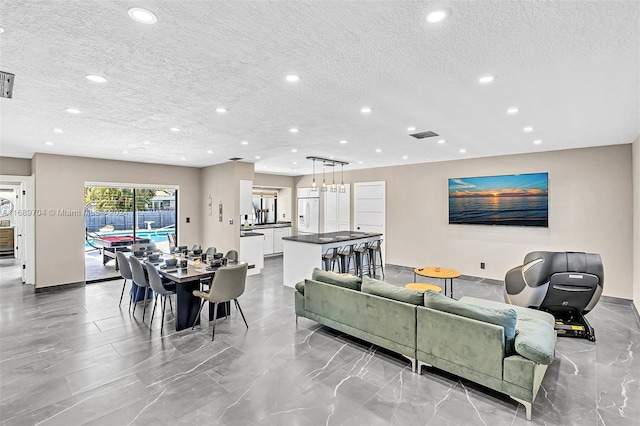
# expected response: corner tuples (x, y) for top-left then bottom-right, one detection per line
(282, 231), (382, 288)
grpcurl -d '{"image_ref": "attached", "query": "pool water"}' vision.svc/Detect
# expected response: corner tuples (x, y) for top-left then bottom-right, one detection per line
(86, 229), (173, 249)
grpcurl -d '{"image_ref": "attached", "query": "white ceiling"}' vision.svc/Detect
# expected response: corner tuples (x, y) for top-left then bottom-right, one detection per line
(0, 1), (638, 176)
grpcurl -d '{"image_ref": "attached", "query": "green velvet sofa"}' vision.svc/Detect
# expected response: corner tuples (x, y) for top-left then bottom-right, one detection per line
(294, 269), (557, 421)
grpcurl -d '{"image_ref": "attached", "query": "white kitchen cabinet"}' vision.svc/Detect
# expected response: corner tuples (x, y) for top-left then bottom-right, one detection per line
(273, 227), (291, 253)
(262, 228), (274, 255)
(240, 180), (253, 216)
(239, 234), (263, 276)
(323, 185), (350, 232)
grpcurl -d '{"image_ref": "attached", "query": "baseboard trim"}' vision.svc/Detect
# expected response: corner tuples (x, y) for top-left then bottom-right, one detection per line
(34, 281), (85, 293)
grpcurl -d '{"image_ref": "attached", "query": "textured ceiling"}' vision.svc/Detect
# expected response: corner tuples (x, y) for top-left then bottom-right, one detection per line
(0, 1), (638, 176)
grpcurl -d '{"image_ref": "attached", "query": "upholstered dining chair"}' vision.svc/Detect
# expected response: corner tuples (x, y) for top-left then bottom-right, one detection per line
(129, 256), (151, 322)
(145, 261), (176, 332)
(205, 247), (217, 257)
(192, 263), (249, 340)
(116, 251), (133, 309)
(167, 233), (177, 252)
(224, 250), (238, 261)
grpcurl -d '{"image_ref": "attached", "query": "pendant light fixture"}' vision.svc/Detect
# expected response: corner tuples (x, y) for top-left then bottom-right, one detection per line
(306, 156), (349, 193)
(321, 162), (328, 192)
(310, 159), (318, 191)
(330, 165), (337, 192)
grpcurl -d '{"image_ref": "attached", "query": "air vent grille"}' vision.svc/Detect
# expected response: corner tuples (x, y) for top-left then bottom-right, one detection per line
(410, 130), (439, 139)
(0, 71), (15, 99)
(228, 157), (243, 161)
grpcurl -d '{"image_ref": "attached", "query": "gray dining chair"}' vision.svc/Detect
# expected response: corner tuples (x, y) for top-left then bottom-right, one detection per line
(145, 261), (176, 332)
(116, 251), (133, 309)
(129, 256), (151, 322)
(205, 247), (217, 257)
(192, 263), (249, 340)
(225, 250), (238, 261)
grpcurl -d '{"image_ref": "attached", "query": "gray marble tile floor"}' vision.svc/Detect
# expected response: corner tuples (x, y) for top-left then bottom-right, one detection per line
(0, 256), (638, 425)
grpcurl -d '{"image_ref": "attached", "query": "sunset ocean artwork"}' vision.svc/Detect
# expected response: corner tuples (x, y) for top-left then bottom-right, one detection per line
(448, 173), (549, 227)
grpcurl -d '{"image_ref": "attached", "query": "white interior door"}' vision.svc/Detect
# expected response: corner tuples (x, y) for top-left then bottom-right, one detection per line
(354, 181), (385, 234)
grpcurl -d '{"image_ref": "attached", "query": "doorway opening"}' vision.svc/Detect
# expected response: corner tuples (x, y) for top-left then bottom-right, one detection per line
(84, 185), (177, 282)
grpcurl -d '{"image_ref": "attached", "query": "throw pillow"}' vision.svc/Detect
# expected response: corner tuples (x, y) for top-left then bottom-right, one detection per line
(361, 276), (424, 305)
(311, 267), (362, 291)
(424, 290), (518, 353)
(514, 317), (555, 365)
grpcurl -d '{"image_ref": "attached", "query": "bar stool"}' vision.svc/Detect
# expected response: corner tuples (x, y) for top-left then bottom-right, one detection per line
(368, 239), (385, 279)
(353, 242), (371, 278)
(322, 247), (340, 272)
(338, 244), (357, 274)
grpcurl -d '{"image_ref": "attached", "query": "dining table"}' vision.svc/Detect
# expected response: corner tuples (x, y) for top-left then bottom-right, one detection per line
(128, 251), (251, 331)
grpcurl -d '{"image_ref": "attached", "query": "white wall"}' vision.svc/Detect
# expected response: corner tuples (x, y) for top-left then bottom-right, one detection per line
(633, 135), (640, 313)
(32, 154), (202, 288)
(297, 145), (634, 299)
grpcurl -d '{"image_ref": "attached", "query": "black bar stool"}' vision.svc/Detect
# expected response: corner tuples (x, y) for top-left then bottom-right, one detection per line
(368, 239), (384, 279)
(353, 242), (371, 278)
(322, 247), (340, 272)
(338, 244), (357, 274)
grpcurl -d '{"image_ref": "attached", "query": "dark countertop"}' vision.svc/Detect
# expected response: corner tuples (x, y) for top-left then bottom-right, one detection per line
(282, 231), (382, 245)
(240, 232), (264, 237)
(250, 222), (292, 230)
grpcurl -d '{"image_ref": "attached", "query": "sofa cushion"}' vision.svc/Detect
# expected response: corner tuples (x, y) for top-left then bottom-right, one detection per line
(311, 268), (362, 291)
(514, 317), (555, 365)
(361, 276), (424, 305)
(424, 291), (518, 353)
(295, 280), (305, 294)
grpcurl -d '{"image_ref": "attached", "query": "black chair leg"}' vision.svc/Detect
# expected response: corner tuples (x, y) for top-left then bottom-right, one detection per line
(119, 279), (127, 306)
(142, 287), (149, 321)
(150, 294), (158, 325)
(211, 303), (218, 341)
(168, 296), (173, 314)
(132, 286), (140, 315)
(160, 296), (166, 332)
(235, 299), (248, 329)
(192, 299), (206, 329)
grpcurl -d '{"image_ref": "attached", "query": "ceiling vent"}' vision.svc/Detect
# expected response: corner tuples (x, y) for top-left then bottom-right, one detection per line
(0, 71), (15, 99)
(228, 157), (243, 161)
(410, 130), (439, 139)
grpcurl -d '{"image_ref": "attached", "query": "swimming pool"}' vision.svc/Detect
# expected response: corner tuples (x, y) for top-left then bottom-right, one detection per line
(86, 229), (173, 248)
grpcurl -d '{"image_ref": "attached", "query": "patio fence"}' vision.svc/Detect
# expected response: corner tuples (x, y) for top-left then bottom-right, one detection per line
(85, 210), (176, 232)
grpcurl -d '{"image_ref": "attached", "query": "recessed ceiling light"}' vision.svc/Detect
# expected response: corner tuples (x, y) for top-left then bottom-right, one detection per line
(170, 127), (181, 132)
(402, 155), (408, 160)
(286, 74), (300, 82)
(358, 161), (363, 164)
(128, 8), (157, 24)
(506, 107), (519, 115)
(360, 107), (372, 114)
(206, 150), (213, 154)
(426, 9), (448, 23)
(339, 140), (347, 144)
(255, 156), (261, 159)
(407, 127), (416, 132)
(215, 107), (227, 113)
(142, 140), (151, 145)
(479, 75), (495, 84)
(459, 148), (467, 153)
(86, 74), (107, 83)
(289, 128), (298, 133)
(0, 28), (5, 34)
(523, 126), (534, 132)
(52, 128), (63, 134)
(122, 150), (129, 154)
(241, 141), (249, 145)
(291, 149), (297, 153)
(330, 156), (334, 159)
(44, 141), (54, 146)
(65, 108), (81, 114)
(533, 139), (542, 145)
(437, 139), (446, 144)
(181, 157), (187, 161)
(293, 161), (297, 165)
(375, 148), (382, 153)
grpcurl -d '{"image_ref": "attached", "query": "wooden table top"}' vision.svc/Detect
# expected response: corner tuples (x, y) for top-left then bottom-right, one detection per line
(414, 267), (461, 279)
(405, 283), (442, 293)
